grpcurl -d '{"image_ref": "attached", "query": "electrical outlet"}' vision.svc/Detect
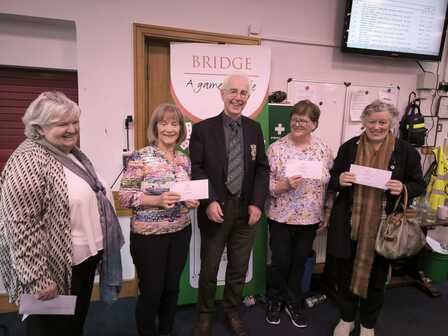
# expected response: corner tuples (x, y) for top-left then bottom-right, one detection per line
(437, 124), (443, 132)
(122, 151), (132, 168)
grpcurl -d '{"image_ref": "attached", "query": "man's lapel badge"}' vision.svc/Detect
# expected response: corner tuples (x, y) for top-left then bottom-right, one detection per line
(250, 144), (257, 161)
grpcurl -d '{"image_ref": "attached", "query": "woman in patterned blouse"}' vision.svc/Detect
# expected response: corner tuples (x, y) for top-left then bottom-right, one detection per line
(265, 100), (333, 328)
(119, 103), (199, 336)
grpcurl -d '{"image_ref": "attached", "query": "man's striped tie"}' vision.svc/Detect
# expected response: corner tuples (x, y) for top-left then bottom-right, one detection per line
(226, 121), (243, 195)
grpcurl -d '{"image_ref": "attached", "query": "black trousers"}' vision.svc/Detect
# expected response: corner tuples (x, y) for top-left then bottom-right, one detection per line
(335, 242), (390, 328)
(197, 194), (257, 315)
(26, 252), (102, 336)
(267, 219), (318, 307)
(130, 226), (191, 336)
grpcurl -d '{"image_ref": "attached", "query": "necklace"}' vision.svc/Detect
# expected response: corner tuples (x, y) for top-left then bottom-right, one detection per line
(156, 144), (176, 162)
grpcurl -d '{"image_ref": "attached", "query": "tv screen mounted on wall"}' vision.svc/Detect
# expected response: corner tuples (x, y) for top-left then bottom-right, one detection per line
(341, 0), (448, 61)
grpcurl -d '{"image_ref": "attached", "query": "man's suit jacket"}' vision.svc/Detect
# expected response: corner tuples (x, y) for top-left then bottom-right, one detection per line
(189, 113), (269, 220)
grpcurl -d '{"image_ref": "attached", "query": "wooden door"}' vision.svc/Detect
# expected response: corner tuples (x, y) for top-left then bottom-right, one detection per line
(147, 38), (173, 123)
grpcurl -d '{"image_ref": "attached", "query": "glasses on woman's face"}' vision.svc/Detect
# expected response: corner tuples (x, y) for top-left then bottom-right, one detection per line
(290, 117), (311, 126)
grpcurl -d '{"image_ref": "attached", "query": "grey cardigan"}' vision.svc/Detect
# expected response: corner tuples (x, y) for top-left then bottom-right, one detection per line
(0, 139), (72, 304)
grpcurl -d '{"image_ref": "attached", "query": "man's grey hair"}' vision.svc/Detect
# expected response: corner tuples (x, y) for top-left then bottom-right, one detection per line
(221, 73), (252, 95)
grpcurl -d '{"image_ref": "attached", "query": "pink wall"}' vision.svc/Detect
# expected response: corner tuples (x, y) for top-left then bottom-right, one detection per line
(1, 0), (445, 182)
(0, 14), (77, 69)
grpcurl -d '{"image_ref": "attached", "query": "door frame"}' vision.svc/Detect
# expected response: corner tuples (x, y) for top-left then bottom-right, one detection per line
(133, 23), (260, 149)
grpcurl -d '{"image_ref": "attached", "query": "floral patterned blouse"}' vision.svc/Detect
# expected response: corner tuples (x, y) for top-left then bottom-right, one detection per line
(265, 135), (333, 225)
(119, 145), (191, 235)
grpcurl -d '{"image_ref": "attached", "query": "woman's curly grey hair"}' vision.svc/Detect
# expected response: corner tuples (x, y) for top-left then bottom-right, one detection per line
(360, 99), (399, 128)
(22, 91), (80, 140)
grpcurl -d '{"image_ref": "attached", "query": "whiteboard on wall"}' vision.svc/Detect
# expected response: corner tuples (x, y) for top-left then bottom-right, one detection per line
(342, 85), (400, 142)
(287, 80), (347, 156)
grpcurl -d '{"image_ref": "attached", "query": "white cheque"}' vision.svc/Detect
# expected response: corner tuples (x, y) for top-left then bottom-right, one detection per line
(19, 294), (77, 315)
(285, 160), (323, 179)
(349, 164), (392, 190)
(170, 179), (209, 201)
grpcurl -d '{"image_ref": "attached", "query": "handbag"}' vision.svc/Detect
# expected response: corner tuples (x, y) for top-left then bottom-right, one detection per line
(375, 185), (426, 259)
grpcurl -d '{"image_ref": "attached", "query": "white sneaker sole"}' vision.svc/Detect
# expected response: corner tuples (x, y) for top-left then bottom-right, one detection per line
(285, 307), (307, 328)
(265, 316), (280, 325)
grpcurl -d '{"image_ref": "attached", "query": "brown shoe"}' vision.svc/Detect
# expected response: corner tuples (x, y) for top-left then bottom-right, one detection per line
(193, 315), (212, 336)
(225, 312), (249, 336)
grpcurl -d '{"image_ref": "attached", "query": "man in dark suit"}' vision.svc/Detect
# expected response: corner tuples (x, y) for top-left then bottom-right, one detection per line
(189, 74), (269, 336)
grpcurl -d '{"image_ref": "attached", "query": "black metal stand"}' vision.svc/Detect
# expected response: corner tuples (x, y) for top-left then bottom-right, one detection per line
(389, 220), (448, 297)
(389, 259), (441, 297)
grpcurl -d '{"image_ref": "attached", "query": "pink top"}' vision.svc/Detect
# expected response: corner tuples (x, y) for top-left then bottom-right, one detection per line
(65, 154), (105, 265)
(265, 135), (333, 225)
(119, 145), (191, 235)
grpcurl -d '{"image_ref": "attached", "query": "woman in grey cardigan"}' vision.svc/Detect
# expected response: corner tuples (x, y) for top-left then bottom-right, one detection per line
(0, 92), (124, 336)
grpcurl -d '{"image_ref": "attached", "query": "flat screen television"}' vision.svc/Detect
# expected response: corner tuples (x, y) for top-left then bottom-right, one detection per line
(341, 0), (448, 61)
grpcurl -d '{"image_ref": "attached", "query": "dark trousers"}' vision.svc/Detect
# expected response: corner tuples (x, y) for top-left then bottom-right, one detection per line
(130, 226), (191, 336)
(335, 242), (389, 328)
(26, 252), (102, 336)
(267, 219), (318, 307)
(197, 195), (257, 315)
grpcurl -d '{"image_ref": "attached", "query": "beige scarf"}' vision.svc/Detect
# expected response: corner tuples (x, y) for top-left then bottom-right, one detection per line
(350, 132), (395, 298)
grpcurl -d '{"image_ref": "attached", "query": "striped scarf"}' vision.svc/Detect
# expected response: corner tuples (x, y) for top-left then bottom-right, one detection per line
(350, 132), (394, 298)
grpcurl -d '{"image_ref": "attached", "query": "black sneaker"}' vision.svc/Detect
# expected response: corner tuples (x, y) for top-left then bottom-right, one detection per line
(285, 304), (308, 328)
(266, 302), (282, 325)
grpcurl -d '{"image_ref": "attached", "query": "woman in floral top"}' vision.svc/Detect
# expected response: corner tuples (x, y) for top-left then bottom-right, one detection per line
(120, 103), (199, 336)
(265, 100), (333, 328)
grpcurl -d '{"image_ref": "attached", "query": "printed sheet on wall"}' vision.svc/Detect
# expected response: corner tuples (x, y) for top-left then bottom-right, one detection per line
(343, 85), (399, 142)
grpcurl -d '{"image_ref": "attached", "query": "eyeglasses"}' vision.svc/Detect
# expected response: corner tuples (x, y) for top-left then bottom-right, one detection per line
(291, 118), (311, 125)
(225, 88), (249, 99)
